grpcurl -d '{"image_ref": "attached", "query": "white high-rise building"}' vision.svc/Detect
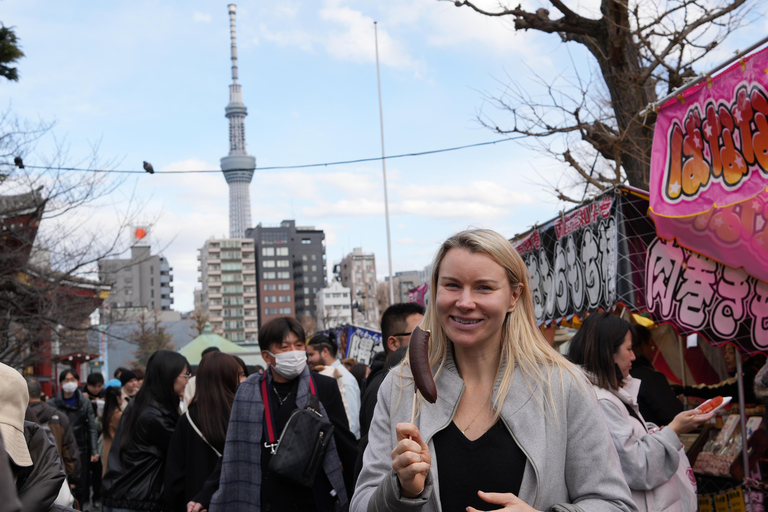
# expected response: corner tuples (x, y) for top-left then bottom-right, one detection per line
(197, 238), (258, 343)
(316, 281), (352, 330)
(220, 4), (256, 238)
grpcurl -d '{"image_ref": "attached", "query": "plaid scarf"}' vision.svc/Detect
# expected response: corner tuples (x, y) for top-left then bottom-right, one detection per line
(209, 366), (348, 511)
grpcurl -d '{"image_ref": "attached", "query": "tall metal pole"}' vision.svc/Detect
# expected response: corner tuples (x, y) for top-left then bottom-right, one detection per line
(374, 21), (395, 307)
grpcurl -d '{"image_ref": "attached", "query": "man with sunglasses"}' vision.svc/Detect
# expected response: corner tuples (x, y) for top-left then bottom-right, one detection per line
(355, 302), (425, 479)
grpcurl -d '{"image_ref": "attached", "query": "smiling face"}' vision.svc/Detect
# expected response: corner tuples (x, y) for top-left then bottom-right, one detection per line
(435, 248), (520, 353)
(612, 332), (635, 379)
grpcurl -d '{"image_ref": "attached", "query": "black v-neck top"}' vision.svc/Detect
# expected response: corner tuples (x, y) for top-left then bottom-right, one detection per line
(433, 420), (526, 512)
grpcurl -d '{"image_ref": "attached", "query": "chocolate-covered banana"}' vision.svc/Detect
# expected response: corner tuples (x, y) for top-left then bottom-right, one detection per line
(408, 326), (437, 404)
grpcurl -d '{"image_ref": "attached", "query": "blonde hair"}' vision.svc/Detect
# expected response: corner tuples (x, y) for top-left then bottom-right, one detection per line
(403, 228), (583, 418)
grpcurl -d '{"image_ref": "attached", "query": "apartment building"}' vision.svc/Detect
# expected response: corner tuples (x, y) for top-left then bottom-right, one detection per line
(197, 238), (258, 343)
(316, 280), (352, 330)
(246, 220), (326, 328)
(338, 247), (378, 329)
(98, 243), (174, 321)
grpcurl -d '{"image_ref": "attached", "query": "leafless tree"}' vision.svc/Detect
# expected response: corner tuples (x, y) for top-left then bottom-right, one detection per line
(189, 308), (210, 335)
(129, 311), (173, 367)
(449, 0), (757, 200)
(0, 109), (146, 368)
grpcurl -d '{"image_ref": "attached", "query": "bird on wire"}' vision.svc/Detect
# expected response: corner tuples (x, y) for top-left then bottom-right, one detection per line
(143, 161), (154, 174)
(14, 156), (24, 169)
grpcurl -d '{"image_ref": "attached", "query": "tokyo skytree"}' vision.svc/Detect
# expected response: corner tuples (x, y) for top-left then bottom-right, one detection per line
(221, 4), (256, 238)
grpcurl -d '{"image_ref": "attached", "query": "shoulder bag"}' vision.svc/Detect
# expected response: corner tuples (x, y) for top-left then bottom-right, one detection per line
(261, 376), (335, 488)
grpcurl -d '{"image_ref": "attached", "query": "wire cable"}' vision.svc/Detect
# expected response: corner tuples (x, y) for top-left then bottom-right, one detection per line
(4, 135), (525, 174)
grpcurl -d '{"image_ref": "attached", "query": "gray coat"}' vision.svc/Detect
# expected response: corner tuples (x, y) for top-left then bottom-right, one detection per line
(351, 352), (637, 512)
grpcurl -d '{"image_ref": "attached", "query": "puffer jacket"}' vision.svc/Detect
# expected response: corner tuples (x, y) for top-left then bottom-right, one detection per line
(28, 400), (81, 481)
(592, 376), (683, 512)
(102, 399), (178, 511)
(50, 389), (98, 457)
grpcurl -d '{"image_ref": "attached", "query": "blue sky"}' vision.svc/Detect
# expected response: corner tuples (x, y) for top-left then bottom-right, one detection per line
(3, 0), (763, 312)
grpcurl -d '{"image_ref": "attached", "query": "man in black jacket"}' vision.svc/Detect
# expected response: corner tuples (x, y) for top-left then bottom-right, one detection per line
(50, 369), (99, 510)
(27, 377), (81, 489)
(629, 325), (683, 426)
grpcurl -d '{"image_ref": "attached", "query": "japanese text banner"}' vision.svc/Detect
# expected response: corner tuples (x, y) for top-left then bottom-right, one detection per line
(649, 46), (768, 284)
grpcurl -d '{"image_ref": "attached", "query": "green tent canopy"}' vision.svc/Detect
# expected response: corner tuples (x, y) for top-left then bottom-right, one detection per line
(178, 322), (245, 365)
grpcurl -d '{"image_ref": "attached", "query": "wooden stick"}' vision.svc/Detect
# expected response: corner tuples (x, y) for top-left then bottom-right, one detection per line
(410, 390), (418, 424)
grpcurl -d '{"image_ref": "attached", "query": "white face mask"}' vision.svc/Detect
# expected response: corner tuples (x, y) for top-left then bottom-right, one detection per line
(62, 382), (78, 394)
(267, 349), (307, 380)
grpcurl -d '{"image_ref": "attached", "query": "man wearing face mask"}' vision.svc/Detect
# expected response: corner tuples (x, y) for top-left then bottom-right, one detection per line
(51, 369), (99, 510)
(209, 317), (358, 512)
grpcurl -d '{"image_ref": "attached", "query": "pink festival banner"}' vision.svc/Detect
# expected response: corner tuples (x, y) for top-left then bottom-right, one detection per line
(649, 46), (768, 285)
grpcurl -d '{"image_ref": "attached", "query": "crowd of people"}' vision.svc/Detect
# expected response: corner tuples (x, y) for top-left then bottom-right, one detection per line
(1, 227), (767, 512)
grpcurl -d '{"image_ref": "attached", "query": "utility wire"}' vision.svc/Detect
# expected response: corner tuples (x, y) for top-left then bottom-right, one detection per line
(5, 136), (525, 174)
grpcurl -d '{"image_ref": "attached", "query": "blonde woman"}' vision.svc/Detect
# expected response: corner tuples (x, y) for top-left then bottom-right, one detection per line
(351, 229), (635, 512)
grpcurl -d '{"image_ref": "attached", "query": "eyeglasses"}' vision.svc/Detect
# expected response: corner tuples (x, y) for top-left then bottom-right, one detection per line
(180, 373), (192, 379)
(391, 332), (412, 338)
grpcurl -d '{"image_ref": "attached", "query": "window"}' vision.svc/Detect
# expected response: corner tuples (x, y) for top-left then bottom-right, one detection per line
(222, 240), (241, 248)
(244, 286), (255, 292)
(332, 293), (341, 298)
(263, 272), (276, 279)
(311, 254), (317, 261)
(150, 266), (154, 274)
(279, 307), (292, 314)
(265, 308), (277, 315)
(223, 285), (243, 293)
(265, 296), (277, 303)
(342, 293), (349, 298)
(261, 232), (288, 244)
(263, 260), (275, 268)
(276, 247), (289, 256)
(245, 309), (255, 316)
(304, 287), (310, 294)
(209, 264), (220, 270)
(223, 263), (242, 271)
(125, 289), (132, 296)
(303, 265), (308, 272)
(223, 296), (243, 305)
(277, 271), (290, 279)
(150, 277), (154, 286)
(302, 255), (307, 261)
(304, 298), (310, 306)
(278, 284), (291, 291)
(223, 309), (243, 317)
(208, 275), (221, 282)
(263, 284), (276, 291)
(124, 277), (132, 284)
(311, 265), (317, 272)
(301, 239), (311, 244)
(222, 274), (242, 282)
(277, 260), (289, 267)
(312, 276), (318, 283)
(222, 251), (240, 259)
(262, 247), (275, 256)
(278, 295), (290, 303)
(343, 304), (350, 309)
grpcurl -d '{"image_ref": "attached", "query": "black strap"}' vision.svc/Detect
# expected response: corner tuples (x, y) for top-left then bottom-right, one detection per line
(622, 402), (648, 432)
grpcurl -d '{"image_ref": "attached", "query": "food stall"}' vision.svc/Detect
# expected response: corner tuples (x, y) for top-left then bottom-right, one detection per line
(509, 185), (767, 509)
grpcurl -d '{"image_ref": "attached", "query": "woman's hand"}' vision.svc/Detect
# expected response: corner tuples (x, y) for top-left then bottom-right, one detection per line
(668, 409), (714, 436)
(392, 423), (431, 498)
(467, 491), (541, 512)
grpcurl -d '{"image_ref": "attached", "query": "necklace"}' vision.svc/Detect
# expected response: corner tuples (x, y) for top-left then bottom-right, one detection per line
(459, 399), (491, 435)
(272, 386), (292, 406)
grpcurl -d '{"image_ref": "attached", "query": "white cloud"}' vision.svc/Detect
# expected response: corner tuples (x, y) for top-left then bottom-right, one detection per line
(193, 12), (211, 23)
(258, 1), (424, 74)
